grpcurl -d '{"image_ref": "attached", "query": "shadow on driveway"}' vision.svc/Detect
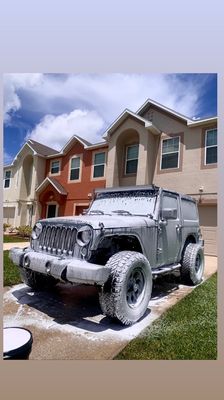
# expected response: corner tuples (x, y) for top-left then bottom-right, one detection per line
(11, 277), (180, 333)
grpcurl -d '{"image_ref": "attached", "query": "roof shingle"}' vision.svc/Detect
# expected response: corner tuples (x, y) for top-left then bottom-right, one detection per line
(28, 139), (59, 156)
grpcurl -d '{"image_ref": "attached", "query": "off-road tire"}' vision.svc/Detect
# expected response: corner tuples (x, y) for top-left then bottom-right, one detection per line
(181, 243), (204, 285)
(19, 267), (58, 290)
(99, 251), (152, 325)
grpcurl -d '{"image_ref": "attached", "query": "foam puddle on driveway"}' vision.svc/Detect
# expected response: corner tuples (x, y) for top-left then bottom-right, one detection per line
(3, 256), (217, 360)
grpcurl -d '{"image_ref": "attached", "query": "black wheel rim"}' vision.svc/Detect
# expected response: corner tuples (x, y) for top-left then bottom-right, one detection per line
(195, 254), (201, 274)
(126, 267), (145, 308)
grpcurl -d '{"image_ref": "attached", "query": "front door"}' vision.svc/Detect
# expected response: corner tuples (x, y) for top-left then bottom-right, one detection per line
(157, 192), (181, 265)
(47, 204), (57, 218)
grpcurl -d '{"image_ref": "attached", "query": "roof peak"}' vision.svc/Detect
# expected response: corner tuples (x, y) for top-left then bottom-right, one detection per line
(137, 98), (193, 122)
(27, 139), (59, 155)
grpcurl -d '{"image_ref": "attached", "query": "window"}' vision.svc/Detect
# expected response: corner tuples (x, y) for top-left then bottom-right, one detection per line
(4, 170), (11, 188)
(162, 193), (179, 219)
(161, 137), (179, 170)
(181, 199), (198, 221)
(125, 144), (139, 174)
(205, 129), (217, 164)
(70, 156), (81, 181)
(93, 152), (106, 178)
(50, 160), (60, 174)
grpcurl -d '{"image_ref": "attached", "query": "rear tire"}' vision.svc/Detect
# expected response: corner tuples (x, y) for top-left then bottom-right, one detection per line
(19, 267), (58, 290)
(99, 251), (152, 325)
(181, 243), (204, 285)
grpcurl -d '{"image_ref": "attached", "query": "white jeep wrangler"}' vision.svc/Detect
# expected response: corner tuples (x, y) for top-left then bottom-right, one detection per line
(10, 186), (204, 325)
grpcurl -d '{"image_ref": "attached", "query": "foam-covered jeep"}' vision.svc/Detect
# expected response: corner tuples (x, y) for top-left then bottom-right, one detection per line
(9, 186), (204, 325)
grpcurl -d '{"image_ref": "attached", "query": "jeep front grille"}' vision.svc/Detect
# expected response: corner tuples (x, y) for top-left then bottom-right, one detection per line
(38, 225), (78, 256)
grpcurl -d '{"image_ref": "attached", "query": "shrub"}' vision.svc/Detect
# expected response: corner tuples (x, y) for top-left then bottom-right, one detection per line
(16, 225), (32, 238)
(3, 223), (11, 232)
(8, 226), (16, 233)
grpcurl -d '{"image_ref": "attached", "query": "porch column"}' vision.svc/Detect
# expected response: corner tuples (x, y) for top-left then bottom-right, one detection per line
(106, 145), (119, 187)
(136, 133), (150, 185)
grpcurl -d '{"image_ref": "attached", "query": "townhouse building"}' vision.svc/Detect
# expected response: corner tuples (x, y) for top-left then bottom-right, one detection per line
(36, 136), (107, 218)
(3, 99), (217, 256)
(3, 140), (59, 227)
(105, 99), (217, 256)
(3, 136), (107, 226)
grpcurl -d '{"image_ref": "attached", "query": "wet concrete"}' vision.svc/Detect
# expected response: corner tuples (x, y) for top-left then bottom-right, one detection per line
(3, 256), (217, 360)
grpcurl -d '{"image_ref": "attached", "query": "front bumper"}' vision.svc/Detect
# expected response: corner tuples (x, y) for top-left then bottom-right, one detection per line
(9, 247), (110, 285)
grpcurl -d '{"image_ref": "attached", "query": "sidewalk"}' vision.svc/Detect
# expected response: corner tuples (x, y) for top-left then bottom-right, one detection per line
(3, 242), (29, 251)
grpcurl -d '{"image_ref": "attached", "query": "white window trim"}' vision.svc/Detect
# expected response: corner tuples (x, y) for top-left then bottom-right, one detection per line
(68, 154), (83, 183)
(91, 150), (107, 181)
(73, 202), (89, 215)
(49, 159), (61, 176)
(125, 144), (139, 175)
(4, 170), (12, 189)
(46, 202), (59, 218)
(205, 129), (217, 165)
(160, 136), (180, 170)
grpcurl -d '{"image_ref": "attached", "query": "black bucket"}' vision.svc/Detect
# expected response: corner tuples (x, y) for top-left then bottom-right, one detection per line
(3, 327), (33, 360)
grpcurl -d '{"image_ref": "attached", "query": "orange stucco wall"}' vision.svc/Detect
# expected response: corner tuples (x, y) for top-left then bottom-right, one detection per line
(39, 140), (108, 218)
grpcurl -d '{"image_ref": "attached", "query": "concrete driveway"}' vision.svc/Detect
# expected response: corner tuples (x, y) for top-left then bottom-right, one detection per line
(3, 256), (217, 360)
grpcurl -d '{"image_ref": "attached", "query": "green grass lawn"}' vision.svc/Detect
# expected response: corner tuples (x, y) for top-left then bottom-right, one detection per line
(3, 234), (30, 243)
(115, 273), (217, 360)
(3, 250), (22, 286)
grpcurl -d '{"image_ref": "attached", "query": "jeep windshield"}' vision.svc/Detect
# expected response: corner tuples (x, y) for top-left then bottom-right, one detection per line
(88, 189), (157, 217)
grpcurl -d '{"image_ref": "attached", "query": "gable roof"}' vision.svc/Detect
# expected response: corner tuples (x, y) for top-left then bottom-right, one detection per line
(136, 98), (217, 127)
(137, 98), (193, 123)
(27, 139), (59, 156)
(60, 134), (91, 154)
(36, 177), (67, 195)
(47, 135), (108, 158)
(4, 139), (59, 168)
(102, 109), (161, 139)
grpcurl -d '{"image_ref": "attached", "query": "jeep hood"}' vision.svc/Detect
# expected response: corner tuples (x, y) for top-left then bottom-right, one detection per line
(40, 214), (156, 229)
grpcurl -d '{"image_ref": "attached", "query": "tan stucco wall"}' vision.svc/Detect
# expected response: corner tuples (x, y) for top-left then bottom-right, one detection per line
(106, 107), (217, 203)
(3, 166), (17, 203)
(106, 117), (158, 188)
(146, 107), (217, 197)
(3, 144), (46, 226)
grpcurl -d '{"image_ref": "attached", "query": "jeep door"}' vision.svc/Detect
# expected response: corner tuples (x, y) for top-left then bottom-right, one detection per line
(157, 192), (182, 265)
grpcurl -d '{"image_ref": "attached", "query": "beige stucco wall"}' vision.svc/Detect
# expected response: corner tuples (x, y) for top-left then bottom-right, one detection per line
(145, 107), (217, 198)
(106, 117), (158, 188)
(3, 166), (17, 203)
(106, 107), (217, 203)
(3, 144), (46, 226)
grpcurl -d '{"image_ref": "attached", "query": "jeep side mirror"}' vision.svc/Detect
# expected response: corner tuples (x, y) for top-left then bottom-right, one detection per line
(162, 208), (177, 220)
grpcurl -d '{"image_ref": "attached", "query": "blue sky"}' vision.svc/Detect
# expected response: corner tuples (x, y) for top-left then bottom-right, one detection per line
(3, 73), (217, 165)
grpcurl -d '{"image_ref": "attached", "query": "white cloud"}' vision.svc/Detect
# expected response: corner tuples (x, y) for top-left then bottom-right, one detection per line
(21, 73), (205, 121)
(4, 151), (13, 165)
(4, 73), (213, 148)
(3, 73), (43, 123)
(27, 109), (105, 150)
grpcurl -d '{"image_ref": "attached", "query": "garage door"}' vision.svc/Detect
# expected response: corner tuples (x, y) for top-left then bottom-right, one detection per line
(198, 205), (217, 256)
(3, 207), (15, 226)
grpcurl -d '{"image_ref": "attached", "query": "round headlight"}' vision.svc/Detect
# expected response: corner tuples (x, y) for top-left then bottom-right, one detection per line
(31, 222), (42, 240)
(77, 226), (92, 246)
